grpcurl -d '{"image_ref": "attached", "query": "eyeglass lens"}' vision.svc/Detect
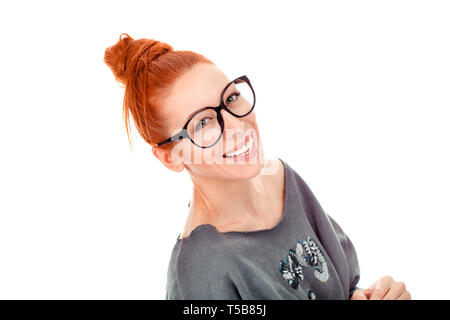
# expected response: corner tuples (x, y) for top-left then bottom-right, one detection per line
(187, 79), (254, 147)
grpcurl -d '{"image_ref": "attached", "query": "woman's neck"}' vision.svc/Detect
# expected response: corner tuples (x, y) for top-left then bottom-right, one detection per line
(185, 159), (282, 234)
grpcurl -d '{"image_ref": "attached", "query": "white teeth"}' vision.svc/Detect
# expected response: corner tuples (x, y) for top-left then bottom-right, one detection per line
(224, 136), (254, 158)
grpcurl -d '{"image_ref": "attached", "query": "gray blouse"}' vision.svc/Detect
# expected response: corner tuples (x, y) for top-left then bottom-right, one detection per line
(165, 158), (360, 300)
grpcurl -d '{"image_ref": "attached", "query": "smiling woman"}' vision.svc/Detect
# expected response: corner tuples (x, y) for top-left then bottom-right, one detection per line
(103, 33), (410, 300)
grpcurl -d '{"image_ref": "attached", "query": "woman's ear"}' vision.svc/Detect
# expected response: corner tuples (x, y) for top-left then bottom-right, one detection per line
(152, 146), (184, 173)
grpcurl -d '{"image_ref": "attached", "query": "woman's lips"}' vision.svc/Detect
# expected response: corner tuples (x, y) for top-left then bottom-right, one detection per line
(222, 132), (254, 157)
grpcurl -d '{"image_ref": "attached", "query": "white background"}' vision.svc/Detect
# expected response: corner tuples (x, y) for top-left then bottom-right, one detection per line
(0, 0), (449, 299)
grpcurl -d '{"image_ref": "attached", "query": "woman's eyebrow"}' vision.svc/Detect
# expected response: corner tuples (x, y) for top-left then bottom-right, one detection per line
(183, 106), (204, 123)
(186, 107), (202, 120)
(182, 96), (220, 123)
(180, 81), (230, 126)
(178, 105), (208, 129)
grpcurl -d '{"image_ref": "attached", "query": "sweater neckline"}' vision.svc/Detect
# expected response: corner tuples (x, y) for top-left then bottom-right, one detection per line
(176, 157), (289, 242)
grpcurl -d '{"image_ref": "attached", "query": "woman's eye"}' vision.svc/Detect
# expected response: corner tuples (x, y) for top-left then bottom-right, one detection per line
(226, 92), (240, 104)
(194, 118), (210, 131)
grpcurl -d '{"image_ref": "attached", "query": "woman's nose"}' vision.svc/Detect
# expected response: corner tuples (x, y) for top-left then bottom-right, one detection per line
(221, 110), (246, 146)
(221, 109), (245, 131)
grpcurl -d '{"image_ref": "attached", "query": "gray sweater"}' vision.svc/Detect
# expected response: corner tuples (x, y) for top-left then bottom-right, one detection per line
(165, 158), (360, 300)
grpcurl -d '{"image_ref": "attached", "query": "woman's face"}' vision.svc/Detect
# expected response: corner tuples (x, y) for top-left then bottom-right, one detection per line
(157, 63), (265, 181)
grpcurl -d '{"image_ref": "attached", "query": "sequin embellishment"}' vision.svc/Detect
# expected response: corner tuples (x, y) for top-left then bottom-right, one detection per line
(307, 290), (316, 300)
(279, 236), (329, 291)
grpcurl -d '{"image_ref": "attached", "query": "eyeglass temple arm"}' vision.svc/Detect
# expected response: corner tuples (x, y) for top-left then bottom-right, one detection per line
(155, 129), (188, 147)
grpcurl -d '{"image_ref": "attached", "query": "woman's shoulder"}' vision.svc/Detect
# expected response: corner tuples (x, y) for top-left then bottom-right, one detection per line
(169, 224), (236, 270)
(166, 226), (239, 299)
(275, 157), (312, 195)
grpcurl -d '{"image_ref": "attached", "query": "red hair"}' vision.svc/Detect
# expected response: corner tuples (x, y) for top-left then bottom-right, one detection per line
(104, 33), (214, 151)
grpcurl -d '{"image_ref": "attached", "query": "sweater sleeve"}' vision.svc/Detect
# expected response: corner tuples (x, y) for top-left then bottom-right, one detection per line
(278, 160), (361, 299)
(325, 213), (361, 299)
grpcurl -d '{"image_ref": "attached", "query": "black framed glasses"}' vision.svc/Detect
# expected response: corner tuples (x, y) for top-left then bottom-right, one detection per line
(155, 75), (256, 148)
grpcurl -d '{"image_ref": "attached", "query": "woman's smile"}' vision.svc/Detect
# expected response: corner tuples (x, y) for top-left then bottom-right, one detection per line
(222, 131), (258, 163)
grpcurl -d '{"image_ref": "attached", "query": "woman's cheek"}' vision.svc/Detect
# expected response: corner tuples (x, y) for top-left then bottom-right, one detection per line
(170, 142), (195, 164)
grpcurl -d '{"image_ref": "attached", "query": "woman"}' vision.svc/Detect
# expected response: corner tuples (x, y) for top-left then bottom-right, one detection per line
(104, 33), (410, 300)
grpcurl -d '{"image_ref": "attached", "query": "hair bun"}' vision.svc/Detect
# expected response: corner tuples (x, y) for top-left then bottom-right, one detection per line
(104, 33), (173, 84)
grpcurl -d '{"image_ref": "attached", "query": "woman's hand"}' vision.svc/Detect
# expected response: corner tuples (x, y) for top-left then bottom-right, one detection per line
(350, 275), (411, 300)
(350, 288), (374, 300)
